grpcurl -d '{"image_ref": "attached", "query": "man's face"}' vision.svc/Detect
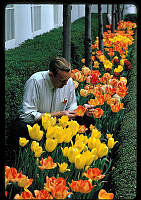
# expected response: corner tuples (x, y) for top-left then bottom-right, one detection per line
(49, 69), (71, 88)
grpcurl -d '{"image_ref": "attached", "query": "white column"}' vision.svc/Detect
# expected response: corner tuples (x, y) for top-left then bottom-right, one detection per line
(14, 4), (33, 47)
(42, 4), (54, 32)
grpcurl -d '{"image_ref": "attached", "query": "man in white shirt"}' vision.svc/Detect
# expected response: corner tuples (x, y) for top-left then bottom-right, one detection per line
(19, 56), (94, 123)
(7, 57), (94, 163)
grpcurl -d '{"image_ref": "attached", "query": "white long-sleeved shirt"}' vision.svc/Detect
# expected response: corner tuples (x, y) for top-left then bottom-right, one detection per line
(19, 70), (78, 123)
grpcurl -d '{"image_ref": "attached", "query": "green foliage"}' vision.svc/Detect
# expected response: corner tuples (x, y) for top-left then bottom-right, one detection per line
(124, 14), (137, 22)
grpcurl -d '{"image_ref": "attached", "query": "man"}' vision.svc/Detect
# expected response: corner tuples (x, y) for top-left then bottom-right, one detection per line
(19, 56), (94, 123)
(6, 56), (95, 165)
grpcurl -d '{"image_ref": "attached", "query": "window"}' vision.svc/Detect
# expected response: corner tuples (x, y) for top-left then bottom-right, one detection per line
(31, 5), (41, 32)
(5, 4), (15, 41)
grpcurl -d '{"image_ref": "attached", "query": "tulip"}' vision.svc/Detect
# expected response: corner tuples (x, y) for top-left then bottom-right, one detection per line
(78, 125), (88, 133)
(91, 128), (101, 139)
(74, 154), (86, 169)
(44, 176), (66, 192)
(46, 126), (56, 139)
(97, 143), (108, 158)
(74, 140), (85, 152)
(34, 189), (53, 199)
(107, 137), (118, 149)
(61, 146), (69, 157)
(14, 189), (35, 199)
(67, 120), (79, 136)
(68, 179), (95, 193)
(38, 156), (57, 170)
(68, 147), (80, 163)
(93, 108), (104, 118)
(58, 115), (69, 128)
(106, 134), (113, 139)
(98, 189), (114, 199)
(63, 128), (73, 143)
(82, 66), (91, 76)
(75, 134), (88, 145)
(88, 137), (101, 150)
(45, 138), (57, 152)
(17, 177), (33, 189)
(51, 185), (72, 199)
(82, 168), (105, 181)
(58, 162), (70, 173)
(75, 105), (86, 116)
(34, 146), (44, 158)
(27, 124), (43, 141)
(31, 141), (39, 152)
(19, 137), (29, 147)
(73, 80), (79, 89)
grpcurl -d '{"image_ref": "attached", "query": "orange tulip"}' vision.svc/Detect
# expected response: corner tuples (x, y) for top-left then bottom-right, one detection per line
(5, 166), (18, 182)
(74, 105), (86, 117)
(68, 179), (95, 194)
(34, 189), (53, 199)
(14, 190), (35, 199)
(17, 177), (33, 189)
(82, 168), (105, 181)
(98, 189), (114, 199)
(38, 156), (57, 170)
(44, 176), (66, 192)
(51, 185), (72, 199)
(93, 108), (104, 118)
(78, 125), (88, 133)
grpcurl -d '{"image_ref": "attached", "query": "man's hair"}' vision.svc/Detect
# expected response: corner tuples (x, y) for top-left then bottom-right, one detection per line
(49, 57), (71, 76)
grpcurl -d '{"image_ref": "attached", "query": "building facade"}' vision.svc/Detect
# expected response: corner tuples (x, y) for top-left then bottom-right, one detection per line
(5, 4), (136, 50)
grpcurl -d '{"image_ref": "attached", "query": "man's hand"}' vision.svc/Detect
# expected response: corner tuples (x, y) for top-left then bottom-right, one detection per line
(83, 104), (95, 117)
(61, 110), (76, 119)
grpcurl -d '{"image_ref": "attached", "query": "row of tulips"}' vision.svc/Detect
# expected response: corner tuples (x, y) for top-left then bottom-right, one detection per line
(5, 20), (136, 199)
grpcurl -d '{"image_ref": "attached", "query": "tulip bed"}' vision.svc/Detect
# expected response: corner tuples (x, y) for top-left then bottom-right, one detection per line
(5, 20), (137, 199)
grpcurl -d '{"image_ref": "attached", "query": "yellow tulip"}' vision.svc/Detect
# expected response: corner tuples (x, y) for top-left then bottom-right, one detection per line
(91, 128), (101, 139)
(61, 146), (69, 157)
(91, 148), (97, 155)
(80, 89), (89, 97)
(68, 147), (80, 163)
(58, 162), (70, 173)
(97, 143), (108, 158)
(67, 120), (79, 136)
(27, 124), (43, 141)
(106, 134), (113, 139)
(107, 138), (118, 149)
(82, 151), (95, 166)
(74, 140), (85, 153)
(75, 134), (88, 144)
(74, 154), (86, 169)
(31, 141), (39, 152)
(45, 138), (57, 152)
(19, 137), (29, 147)
(34, 146), (44, 158)
(88, 137), (101, 150)
(42, 113), (56, 130)
(54, 126), (64, 144)
(58, 115), (69, 128)
(63, 128), (73, 143)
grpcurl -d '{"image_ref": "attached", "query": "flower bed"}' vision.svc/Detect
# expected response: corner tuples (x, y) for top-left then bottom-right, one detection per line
(5, 20), (137, 199)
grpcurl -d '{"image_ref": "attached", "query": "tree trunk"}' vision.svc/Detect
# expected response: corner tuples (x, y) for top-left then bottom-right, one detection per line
(98, 4), (104, 52)
(117, 4), (121, 23)
(63, 4), (71, 62)
(111, 4), (116, 33)
(84, 4), (92, 69)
